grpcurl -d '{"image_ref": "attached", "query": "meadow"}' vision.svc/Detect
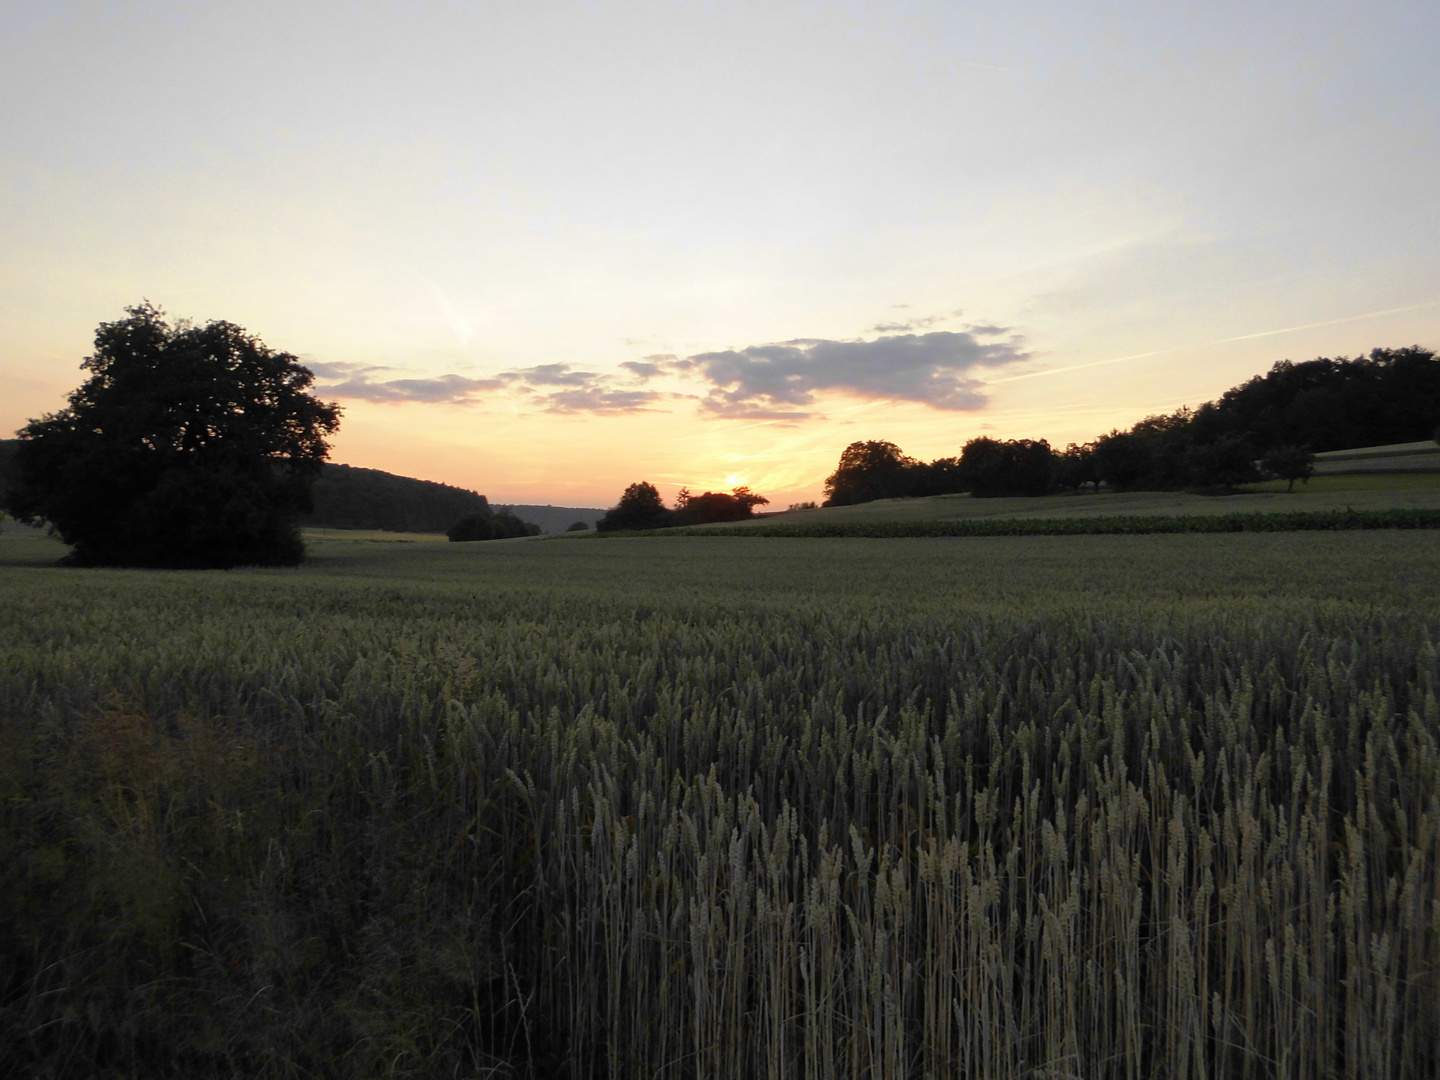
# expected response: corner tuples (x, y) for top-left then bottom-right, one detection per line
(2, 529), (1438, 1078)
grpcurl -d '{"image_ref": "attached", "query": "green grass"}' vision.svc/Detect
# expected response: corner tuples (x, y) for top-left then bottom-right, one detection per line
(3, 531), (1438, 1077)
(301, 526), (450, 543)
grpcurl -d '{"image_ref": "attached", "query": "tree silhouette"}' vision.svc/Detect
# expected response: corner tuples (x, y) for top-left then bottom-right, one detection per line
(4, 303), (340, 567)
(823, 441), (918, 505)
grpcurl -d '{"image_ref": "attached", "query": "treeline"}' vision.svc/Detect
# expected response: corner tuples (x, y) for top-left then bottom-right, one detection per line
(826, 346), (1440, 504)
(596, 482), (770, 532)
(301, 463), (493, 532)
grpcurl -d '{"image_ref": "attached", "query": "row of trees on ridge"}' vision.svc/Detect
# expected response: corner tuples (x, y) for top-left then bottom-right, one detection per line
(825, 346), (1439, 504)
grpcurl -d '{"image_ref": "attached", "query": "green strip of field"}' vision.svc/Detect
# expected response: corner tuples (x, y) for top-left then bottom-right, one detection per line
(1241, 471), (1440, 493)
(594, 506), (1440, 538)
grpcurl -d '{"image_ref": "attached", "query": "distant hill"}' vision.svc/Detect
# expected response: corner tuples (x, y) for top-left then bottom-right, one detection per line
(499, 504), (607, 534)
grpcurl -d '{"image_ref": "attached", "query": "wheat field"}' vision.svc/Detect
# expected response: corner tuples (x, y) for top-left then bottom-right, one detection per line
(2, 532), (1437, 1078)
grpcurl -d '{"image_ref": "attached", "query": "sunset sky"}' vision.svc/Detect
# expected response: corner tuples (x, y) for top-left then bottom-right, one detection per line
(3, 0), (1437, 508)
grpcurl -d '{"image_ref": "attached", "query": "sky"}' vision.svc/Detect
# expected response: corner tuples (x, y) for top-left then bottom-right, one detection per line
(2, 0), (1437, 508)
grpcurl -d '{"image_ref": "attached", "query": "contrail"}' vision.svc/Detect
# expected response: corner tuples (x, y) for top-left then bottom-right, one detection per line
(411, 270), (474, 349)
(983, 299), (1440, 386)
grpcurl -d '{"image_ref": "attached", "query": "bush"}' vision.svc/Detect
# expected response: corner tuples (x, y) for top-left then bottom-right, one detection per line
(447, 514), (493, 542)
(449, 512), (539, 541)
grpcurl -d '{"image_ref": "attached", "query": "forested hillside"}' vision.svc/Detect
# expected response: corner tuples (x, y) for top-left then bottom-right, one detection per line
(301, 463), (491, 532)
(0, 440), (16, 504)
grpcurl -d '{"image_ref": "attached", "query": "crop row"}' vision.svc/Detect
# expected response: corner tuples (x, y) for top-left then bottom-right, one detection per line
(598, 507), (1440, 539)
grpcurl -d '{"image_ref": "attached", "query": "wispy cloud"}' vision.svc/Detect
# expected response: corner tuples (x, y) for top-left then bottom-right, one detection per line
(870, 314), (945, 333)
(981, 300), (1440, 386)
(306, 361), (503, 403)
(869, 307), (967, 334)
(309, 359), (674, 413)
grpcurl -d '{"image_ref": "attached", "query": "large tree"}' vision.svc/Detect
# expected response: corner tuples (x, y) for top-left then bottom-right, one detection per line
(4, 303), (341, 567)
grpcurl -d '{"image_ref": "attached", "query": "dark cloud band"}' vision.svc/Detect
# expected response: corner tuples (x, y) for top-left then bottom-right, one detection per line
(309, 323), (1028, 416)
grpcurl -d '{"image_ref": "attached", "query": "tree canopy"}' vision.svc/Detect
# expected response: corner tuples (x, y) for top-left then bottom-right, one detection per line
(3, 303), (341, 567)
(597, 482), (671, 532)
(673, 486), (770, 524)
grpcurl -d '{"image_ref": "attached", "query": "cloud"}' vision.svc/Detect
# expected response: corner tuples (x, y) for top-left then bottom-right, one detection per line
(618, 360), (665, 379)
(650, 330), (1029, 416)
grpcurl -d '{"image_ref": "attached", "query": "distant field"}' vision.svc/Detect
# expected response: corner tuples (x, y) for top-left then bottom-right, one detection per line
(2, 529), (1438, 1077)
(711, 478), (1440, 531)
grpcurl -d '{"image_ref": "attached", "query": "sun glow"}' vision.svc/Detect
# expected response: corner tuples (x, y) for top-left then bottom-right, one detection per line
(724, 474), (747, 489)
